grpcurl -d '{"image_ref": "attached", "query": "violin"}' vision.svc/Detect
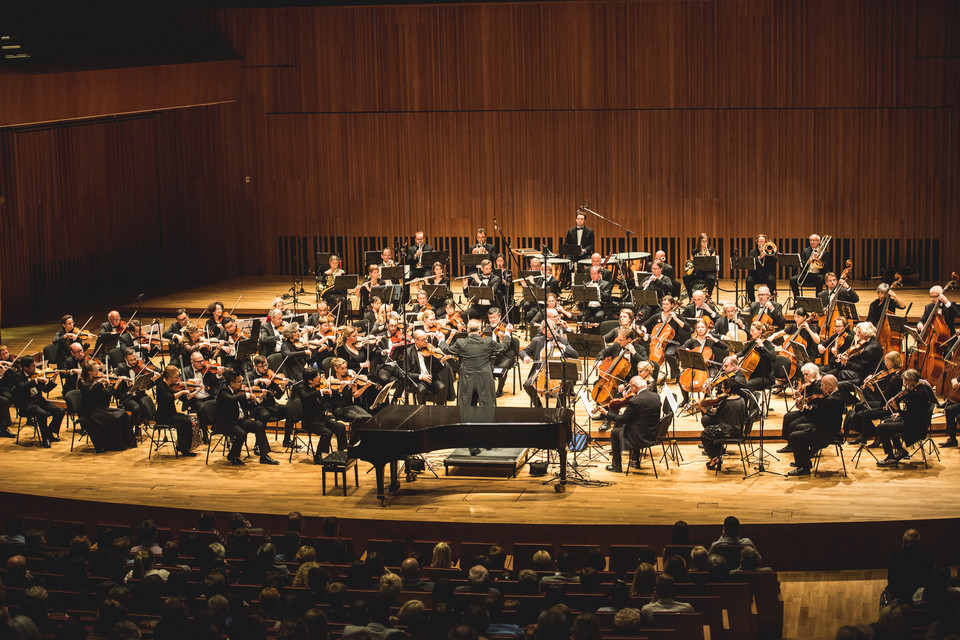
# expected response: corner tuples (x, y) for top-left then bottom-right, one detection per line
(693, 391), (730, 413)
(864, 368), (898, 391)
(837, 337), (867, 365)
(253, 369), (290, 388)
(199, 360), (225, 375)
(601, 389), (637, 412)
(419, 344), (456, 361)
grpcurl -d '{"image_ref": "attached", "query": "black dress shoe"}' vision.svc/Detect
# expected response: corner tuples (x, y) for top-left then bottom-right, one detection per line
(893, 448), (909, 461)
(254, 445), (261, 456)
(604, 465), (623, 473)
(49, 434), (60, 442)
(940, 438), (957, 448)
(313, 453), (323, 465)
(776, 446), (793, 454)
(867, 440), (883, 449)
(228, 457), (245, 466)
(786, 467), (810, 477)
(598, 421), (611, 432)
(877, 457), (899, 467)
(40, 439), (51, 448)
(496, 391), (504, 398)
(179, 451), (198, 458)
(259, 456), (280, 465)
(469, 447), (482, 456)
(0, 428), (14, 438)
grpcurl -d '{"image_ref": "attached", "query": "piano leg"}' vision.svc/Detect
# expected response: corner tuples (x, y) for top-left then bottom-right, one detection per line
(388, 460), (401, 494)
(555, 447), (567, 492)
(374, 464), (387, 505)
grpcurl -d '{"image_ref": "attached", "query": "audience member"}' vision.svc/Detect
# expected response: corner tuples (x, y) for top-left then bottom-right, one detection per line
(400, 558), (435, 592)
(629, 563), (656, 598)
(640, 575), (694, 623)
(539, 550), (579, 591)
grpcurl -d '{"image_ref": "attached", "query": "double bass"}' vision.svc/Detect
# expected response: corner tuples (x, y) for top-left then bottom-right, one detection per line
(908, 272), (958, 394)
(940, 336), (960, 403)
(876, 274), (907, 357)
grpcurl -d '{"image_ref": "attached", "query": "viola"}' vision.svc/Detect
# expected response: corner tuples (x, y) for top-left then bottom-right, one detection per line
(864, 368), (898, 392)
(419, 345), (456, 361)
(602, 390), (637, 412)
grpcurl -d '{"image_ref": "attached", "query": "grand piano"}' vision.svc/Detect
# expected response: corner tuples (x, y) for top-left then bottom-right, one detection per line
(348, 405), (574, 505)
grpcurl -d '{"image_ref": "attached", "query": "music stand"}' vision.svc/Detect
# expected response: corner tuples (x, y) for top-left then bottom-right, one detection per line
(559, 243), (583, 260)
(780, 253), (802, 270)
(419, 251), (447, 269)
(566, 333), (605, 373)
(835, 301), (860, 322)
(236, 335), (260, 363)
(460, 254), (487, 271)
(546, 360), (580, 408)
(572, 273), (590, 286)
(631, 289), (660, 308)
(723, 339), (746, 354)
(332, 275), (358, 292)
(132, 371), (156, 394)
(731, 256), (756, 307)
(380, 266), (406, 281)
(742, 388), (780, 478)
(692, 255), (719, 272)
(659, 387), (682, 463)
(794, 297), (824, 315)
(364, 251), (382, 269)
(522, 286), (547, 305)
(93, 333), (121, 360)
(421, 284), (450, 304)
(677, 348), (709, 420)
(464, 286), (496, 305)
(370, 285), (397, 305)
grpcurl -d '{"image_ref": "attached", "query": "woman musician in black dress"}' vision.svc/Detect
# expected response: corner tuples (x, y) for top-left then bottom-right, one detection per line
(78, 361), (137, 453)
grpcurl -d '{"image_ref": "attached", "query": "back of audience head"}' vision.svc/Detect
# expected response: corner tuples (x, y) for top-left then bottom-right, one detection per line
(571, 613), (602, 640)
(486, 545), (506, 571)
(378, 572), (402, 599)
(662, 555), (687, 582)
(461, 602), (490, 636)
(198, 511), (216, 532)
(446, 624), (478, 640)
(320, 517), (339, 538)
(532, 549), (554, 570)
(467, 565), (490, 589)
(637, 546), (658, 567)
(671, 520), (691, 544)
(630, 562), (656, 597)
(707, 554), (729, 582)
(901, 528), (921, 549)
(579, 567), (602, 594)
(738, 546), (762, 571)
(286, 511), (304, 533)
(688, 546), (709, 572)
(536, 607), (569, 640)
(723, 515), (741, 537)
(613, 607), (642, 635)
(654, 573), (677, 600)
(302, 608), (328, 640)
(517, 569), (539, 594)
(585, 547), (606, 572)
(430, 542), (452, 568)
(554, 550), (576, 574)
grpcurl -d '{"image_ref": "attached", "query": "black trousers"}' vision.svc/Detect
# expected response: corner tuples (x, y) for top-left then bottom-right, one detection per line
(301, 416), (348, 452)
(745, 273), (778, 302)
(252, 403), (288, 441)
(946, 402), (960, 439)
(683, 272), (717, 298)
(788, 421), (820, 469)
(20, 400), (65, 439)
(845, 401), (889, 439)
(221, 418), (271, 459)
(790, 272), (824, 299)
(878, 419), (923, 457)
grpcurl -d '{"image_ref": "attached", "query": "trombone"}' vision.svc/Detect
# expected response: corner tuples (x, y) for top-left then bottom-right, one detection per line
(798, 234), (831, 286)
(758, 240), (777, 266)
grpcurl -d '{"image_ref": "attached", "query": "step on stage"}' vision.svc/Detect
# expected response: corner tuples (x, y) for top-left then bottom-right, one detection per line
(443, 448), (530, 476)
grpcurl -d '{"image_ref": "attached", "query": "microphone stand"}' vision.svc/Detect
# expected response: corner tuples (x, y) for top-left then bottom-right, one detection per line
(580, 204), (636, 303)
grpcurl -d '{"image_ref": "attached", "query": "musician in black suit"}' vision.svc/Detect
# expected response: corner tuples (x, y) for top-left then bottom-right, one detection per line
(777, 363), (823, 453)
(163, 309), (191, 342)
(918, 285), (957, 334)
(593, 376), (661, 473)
(295, 369), (347, 462)
(581, 266), (613, 323)
(113, 348), (159, 430)
(181, 351), (221, 442)
(789, 234), (828, 299)
(469, 228), (495, 258)
(520, 309), (578, 407)
(747, 287), (785, 329)
(406, 330), (450, 405)
(653, 251), (682, 298)
(735, 322), (778, 392)
(640, 296), (691, 381)
(155, 366), (199, 457)
(817, 272), (859, 307)
(877, 370), (937, 467)
(785, 374), (844, 476)
(99, 310), (125, 337)
(60, 342), (91, 394)
(636, 261), (673, 320)
(596, 328), (648, 376)
(485, 307), (517, 398)
(582, 253), (614, 282)
(746, 235), (778, 303)
(52, 315), (90, 367)
(443, 318), (512, 407)
(259, 309), (285, 356)
(465, 259), (501, 320)
(406, 231), (434, 279)
(836, 323), (883, 388)
(711, 303), (748, 342)
(845, 351), (902, 446)
(681, 290), (720, 328)
(247, 355), (291, 445)
(563, 211), (594, 260)
(866, 283), (906, 326)
(213, 369), (278, 466)
(700, 376), (748, 470)
(11, 357), (64, 447)
(521, 257), (561, 323)
(280, 324), (312, 382)
(683, 233), (719, 299)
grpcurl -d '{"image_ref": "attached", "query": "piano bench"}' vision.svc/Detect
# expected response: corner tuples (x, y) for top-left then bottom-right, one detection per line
(320, 451), (359, 496)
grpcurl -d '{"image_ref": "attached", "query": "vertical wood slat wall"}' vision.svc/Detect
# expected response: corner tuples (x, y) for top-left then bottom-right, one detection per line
(0, 0), (957, 325)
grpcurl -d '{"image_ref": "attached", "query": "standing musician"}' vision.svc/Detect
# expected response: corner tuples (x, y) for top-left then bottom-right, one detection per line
(204, 301), (227, 338)
(295, 370), (348, 463)
(592, 376), (661, 473)
(259, 309), (285, 355)
(114, 348), (160, 431)
(711, 302), (748, 342)
(61, 342), (91, 394)
(213, 369), (278, 466)
(485, 307), (517, 398)
(776, 363), (823, 454)
(163, 309), (191, 342)
(406, 231), (434, 279)
(917, 285), (956, 334)
(817, 272), (860, 306)
(154, 365), (199, 457)
(247, 355), (291, 448)
(876, 369), (937, 467)
(639, 295), (691, 382)
(77, 361), (137, 453)
(785, 374), (844, 477)
(790, 234), (828, 299)
(735, 321), (778, 392)
(181, 352), (221, 442)
(679, 320), (728, 407)
(53, 315), (91, 366)
(746, 234), (778, 303)
(279, 323), (312, 381)
(699, 376), (748, 471)
(327, 358), (374, 423)
(465, 259), (501, 320)
(866, 283), (906, 326)
(471, 228), (495, 257)
(563, 210), (595, 261)
(11, 356), (65, 447)
(845, 351), (903, 446)
(681, 290), (720, 329)
(99, 310), (125, 337)
(683, 233), (719, 300)
(521, 309), (579, 408)
(581, 266), (613, 323)
(443, 318), (512, 407)
(406, 330), (451, 405)
(748, 286), (786, 330)
(652, 250), (682, 298)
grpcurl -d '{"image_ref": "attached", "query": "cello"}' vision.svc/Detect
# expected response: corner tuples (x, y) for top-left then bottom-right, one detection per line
(646, 310), (679, 366)
(876, 274), (907, 358)
(908, 272), (958, 394)
(592, 345), (635, 406)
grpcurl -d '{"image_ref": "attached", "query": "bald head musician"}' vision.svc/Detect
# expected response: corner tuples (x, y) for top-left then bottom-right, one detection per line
(790, 234), (828, 299)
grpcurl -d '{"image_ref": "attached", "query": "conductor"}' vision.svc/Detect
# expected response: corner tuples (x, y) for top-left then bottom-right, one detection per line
(443, 319), (512, 407)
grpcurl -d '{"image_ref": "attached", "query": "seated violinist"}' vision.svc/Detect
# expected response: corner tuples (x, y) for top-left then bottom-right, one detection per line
(248, 355), (291, 448)
(735, 322), (778, 392)
(748, 286), (785, 330)
(786, 374), (844, 477)
(639, 295), (691, 382)
(61, 342), (91, 394)
(327, 358), (374, 423)
(406, 330), (451, 405)
(154, 365), (199, 457)
(876, 370), (937, 467)
(485, 307), (517, 398)
(421, 311), (446, 345)
(845, 351), (903, 446)
(119, 319), (158, 361)
(307, 315), (338, 364)
(53, 315), (91, 366)
(205, 301), (227, 338)
(866, 283), (906, 326)
(411, 289), (434, 320)
(177, 323), (216, 369)
(11, 356), (65, 447)
(163, 308), (191, 342)
(776, 362), (823, 454)
(259, 309), (285, 355)
(700, 376), (747, 471)
(99, 310), (125, 337)
(279, 323), (312, 382)
(217, 317), (247, 370)
(591, 376), (661, 473)
(295, 370), (348, 462)
(836, 322), (884, 388)
(78, 361), (137, 453)
(213, 369), (278, 466)
(181, 352), (221, 442)
(521, 308), (578, 408)
(114, 347), (160, 431)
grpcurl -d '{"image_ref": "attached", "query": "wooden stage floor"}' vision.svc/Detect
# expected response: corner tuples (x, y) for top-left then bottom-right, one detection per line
(0, 276), (957, 571)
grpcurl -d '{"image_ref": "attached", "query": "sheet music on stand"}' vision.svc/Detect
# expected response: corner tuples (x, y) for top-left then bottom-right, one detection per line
(794, 297), (824, 315)
(546, 360), (581, 394)
(780, 253), (803, 270)
(724, 339), (746, 354)
(886, 315), (909, 334)
(559, 243), (582, 259)
(572, 273), (591, 286)
(132, 371), (156, 393)
(692, 255), (720, 272)
(570, 286), (600, 305)
(364, 250), (382, 269)
(460, 254), (487, 270)
(835, 300), (860, 322)
(370, 285), (397, 304)
(94, 333), (121, 359)
(632, 289), (660, 308)
(677, 348), (709, 373)
(283, 313), (307, 325)
(380, 266), (407, 281)
(464, 286), (495, 304)
(419, 251), (448, 267)
(522, 286), (547, 304)
(332, 275), (358, 292)
(732, 256), (756, 271)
